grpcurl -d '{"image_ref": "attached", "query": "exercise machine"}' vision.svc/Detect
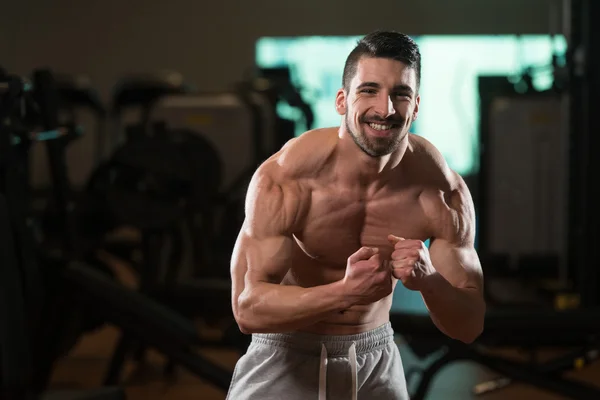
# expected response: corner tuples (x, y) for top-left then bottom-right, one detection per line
(148, 87), (276, 257)
(107, 71), (194, 153)
(74, 73), (250, 385)
(97, 68), (315, 381)
(99, 83), (268, 382)
(82, 71), (196, 273)
(2, 67), (237, 396)
(0, 68), (125, 400)
(76, 67), (313, 387)
(477, 75), (572, 308)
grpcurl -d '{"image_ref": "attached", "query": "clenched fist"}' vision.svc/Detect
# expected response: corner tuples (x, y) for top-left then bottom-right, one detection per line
(343, 247), (393, 305)
(388, 235), (435, 291)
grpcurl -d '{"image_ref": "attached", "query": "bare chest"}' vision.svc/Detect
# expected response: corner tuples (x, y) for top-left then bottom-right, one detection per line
(293, 185), (431, 267)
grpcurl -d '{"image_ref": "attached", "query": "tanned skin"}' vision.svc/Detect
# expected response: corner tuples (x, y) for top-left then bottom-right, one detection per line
(231, 56), (485, 343)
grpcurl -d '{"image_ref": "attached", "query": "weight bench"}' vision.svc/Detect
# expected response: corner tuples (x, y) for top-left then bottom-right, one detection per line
(390, 309), (600, 400)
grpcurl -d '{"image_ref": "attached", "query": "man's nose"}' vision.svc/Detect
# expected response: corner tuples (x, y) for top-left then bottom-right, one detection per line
(374, 95), (396, 118)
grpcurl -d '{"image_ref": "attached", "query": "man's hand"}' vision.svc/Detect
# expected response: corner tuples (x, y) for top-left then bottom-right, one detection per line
(388, 235), (436, 291)
(343, 247), (393, 305)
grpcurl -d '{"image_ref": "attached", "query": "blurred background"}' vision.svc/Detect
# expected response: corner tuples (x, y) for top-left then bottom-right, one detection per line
(2, 0), (600, 399)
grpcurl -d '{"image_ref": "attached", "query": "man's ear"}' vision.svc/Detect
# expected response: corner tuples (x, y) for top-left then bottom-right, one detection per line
(412, 94), (420, 121)
(335, 88), (347, 116)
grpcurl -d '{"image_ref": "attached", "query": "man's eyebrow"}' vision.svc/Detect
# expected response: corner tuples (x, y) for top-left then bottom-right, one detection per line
(392, 84), (414, 95)
(356, 82), (414, 95)
(356, 82), (380, 90)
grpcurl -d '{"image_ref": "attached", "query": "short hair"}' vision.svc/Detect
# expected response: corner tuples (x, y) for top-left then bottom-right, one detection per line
(342, 30), (421, 91)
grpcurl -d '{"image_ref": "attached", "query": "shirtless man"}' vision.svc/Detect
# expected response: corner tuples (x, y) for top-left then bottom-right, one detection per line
(227, 31), (485, 400)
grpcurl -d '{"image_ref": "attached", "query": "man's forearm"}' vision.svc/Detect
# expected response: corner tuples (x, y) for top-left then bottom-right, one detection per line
(420, 272), (485, 343)
(236, 280), (351, 334)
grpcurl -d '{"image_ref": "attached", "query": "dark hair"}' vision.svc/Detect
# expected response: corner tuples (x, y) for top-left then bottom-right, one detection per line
(342, 30), (421, 91)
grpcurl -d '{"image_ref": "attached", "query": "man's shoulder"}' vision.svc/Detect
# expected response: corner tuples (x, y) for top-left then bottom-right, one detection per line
(248, 127), (338, 205)
(260, 127), (339, 183)
(407, 133), (463, 191)
(244, 129), (337, 233)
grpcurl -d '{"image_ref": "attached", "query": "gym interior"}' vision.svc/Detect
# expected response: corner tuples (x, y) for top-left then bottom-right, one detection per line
(2, 0), (600, 399)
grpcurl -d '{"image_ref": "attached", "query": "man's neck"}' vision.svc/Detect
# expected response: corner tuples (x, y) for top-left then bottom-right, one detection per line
(335, 127), (409, 188)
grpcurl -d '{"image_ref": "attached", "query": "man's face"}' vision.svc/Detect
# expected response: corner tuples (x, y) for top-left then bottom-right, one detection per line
(336, 56), (420, 157)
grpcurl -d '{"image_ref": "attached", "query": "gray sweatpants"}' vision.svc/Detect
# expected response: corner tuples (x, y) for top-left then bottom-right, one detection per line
(226, 322), (409, 400)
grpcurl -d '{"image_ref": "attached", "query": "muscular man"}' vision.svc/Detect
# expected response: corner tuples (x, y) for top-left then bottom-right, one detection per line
(227, 31), (485, 400)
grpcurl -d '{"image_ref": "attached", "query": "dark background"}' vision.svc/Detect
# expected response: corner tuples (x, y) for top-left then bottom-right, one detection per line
(1, 0), (558, 99)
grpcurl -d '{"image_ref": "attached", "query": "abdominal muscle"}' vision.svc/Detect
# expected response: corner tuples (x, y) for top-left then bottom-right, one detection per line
(300, 298), (394, 335)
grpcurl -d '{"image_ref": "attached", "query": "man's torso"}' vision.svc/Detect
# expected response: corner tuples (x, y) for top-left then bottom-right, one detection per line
(275, 128), (452, 334)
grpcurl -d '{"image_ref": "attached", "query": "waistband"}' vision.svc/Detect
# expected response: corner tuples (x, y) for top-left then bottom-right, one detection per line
(251, 322), (395, 357)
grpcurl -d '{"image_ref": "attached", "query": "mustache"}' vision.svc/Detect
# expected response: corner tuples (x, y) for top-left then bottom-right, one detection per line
(360, 116), (404, 125)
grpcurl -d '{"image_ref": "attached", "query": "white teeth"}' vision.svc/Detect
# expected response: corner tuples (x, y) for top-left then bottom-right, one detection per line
(368, 123), (393, 131)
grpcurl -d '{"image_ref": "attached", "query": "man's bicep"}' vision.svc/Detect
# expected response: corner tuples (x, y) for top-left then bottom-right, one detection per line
(427, 179), (482, 290)
(230, 230), (294, 322)
(230, 169), (298, 308)
(231, 230), (293, 291)
(243, 232), (295, 284)
(243, 170), (298, 283)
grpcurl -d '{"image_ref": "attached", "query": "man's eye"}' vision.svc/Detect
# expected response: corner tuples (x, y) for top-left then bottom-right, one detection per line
(360, 89), (376, 94)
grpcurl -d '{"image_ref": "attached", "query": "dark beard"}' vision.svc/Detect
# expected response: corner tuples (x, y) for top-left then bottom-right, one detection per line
(345, 113), (404, 157)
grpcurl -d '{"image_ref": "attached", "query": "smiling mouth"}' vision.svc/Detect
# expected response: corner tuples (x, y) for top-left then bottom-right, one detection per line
(367, 122), (399, 131)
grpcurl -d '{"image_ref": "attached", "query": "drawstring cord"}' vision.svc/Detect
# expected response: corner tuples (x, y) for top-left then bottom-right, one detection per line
(318, 342), (358, 400)
(349, 342), (357, 400)
(319, 344), (328, 400)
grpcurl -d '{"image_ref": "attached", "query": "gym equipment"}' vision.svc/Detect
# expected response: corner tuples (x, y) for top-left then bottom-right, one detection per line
(28, 72), (106, 199)
(477, 72), (570, 286)
(107, 71), (193, 152)
(79, 68), (311, 387)
(2, 67), (236, 396)
(147, 89), (274, 259)
(567, 0), (600, 309)
(81, 71), (195, 274)
(63, 72), (248, 386)
(97, 86), (256, 384)
(150, 91), (270, 191)
(144, 67), (311, 263)
(476, 76), (576, 310)
(480, 86), (567, 278)
(34, 73), (111, 256)
(122, 82), (295, 317)
(115, 69), (312, 359)
(243, 67), (315, 138)
(0, 69), (125, 400)
(88, 121), (229, 310)
(54, 72), (107, 168)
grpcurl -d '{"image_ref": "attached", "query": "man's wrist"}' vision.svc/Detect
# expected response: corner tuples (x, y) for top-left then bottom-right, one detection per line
(330, 279), (354, 310)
